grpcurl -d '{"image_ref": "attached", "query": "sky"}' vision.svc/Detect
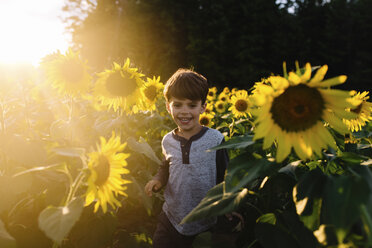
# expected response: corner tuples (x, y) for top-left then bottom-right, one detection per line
(0, 0), (70, 66)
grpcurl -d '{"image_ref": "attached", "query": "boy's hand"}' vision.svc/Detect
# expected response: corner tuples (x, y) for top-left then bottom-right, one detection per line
(145, 180), (162, 197)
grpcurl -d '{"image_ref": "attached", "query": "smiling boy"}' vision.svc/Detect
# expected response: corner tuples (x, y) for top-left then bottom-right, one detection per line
(145, 68), (229, 248)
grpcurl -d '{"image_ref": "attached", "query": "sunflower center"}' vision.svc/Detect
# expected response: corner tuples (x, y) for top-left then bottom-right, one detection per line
(60, 60), (84, 83)
(106, 71), (138, 97)
(200, 116), (210, 126)
(208, 92), (214, 97)
(270, 84), (324, 132)
(351, 103), (362, 114)
(235, 99), (248, 112)
(95, 155), (110, 186)
(143, 85), (157, 101)
(217, 103), (224, 110)
(220, 96), (227, 101)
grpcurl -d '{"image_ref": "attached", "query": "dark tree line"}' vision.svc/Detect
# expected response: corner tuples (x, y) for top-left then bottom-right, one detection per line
(63, 0), (372, 91)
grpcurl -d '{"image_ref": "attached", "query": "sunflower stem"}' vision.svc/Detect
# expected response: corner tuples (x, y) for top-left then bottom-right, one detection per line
(21, 86), (32, 132)
(283, 61), (288, 79)
(68, 95), (74, 144)
(68, 95), (74, 122)
(229, 118), (235, 138)
(52, 242), (59, 248)
(65, 170), (85, 206)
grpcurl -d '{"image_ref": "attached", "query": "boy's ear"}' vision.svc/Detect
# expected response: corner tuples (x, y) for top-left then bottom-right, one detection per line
(200, 102), (207, 114)
(166, 102), (171, 113)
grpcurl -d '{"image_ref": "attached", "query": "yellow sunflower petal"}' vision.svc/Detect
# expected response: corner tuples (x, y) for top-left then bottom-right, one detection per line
(300, 63), (312, 82)
(317, 124), (337, 150)
(288, 72), (301, 85)
(309, 65), (328, 84)
(293, 134), (313, 161)
(276, 130), (292, 162)
(262, 126), (276, 149)
(311, 75), (347, 88)
(323, 111), (349, 134)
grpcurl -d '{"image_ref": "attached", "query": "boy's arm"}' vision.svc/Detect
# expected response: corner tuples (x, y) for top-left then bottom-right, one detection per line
(216, 139), (229, 184)
(152, 158), (170, 189)
(145, 158), (169, 196)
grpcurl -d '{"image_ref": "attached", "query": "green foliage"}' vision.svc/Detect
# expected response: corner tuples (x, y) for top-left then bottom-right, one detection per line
(126, 136), (162, 165)
(38, 197), (84, 244)
(63, 0), (372, 91)
(182, 121), (372, 247)
(0, 220), (16, 248)
(182, 183), (251, 224)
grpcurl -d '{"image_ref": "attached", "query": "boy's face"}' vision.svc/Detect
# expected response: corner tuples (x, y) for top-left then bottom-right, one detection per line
(166, 97), (206, 135)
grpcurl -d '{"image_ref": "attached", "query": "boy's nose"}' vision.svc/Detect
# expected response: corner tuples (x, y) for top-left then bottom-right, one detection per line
(180, 106), (190, 113)
(178, 105), (187, 111)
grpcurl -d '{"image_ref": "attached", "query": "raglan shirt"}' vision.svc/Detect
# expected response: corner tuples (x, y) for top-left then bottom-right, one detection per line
(153, 126), (229, 236)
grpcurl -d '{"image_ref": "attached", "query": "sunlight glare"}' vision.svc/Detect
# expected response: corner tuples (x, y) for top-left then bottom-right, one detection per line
(0, 0), (70, 66)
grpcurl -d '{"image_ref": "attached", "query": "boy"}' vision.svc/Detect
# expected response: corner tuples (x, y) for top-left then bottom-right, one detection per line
(145, 68), (229, 248)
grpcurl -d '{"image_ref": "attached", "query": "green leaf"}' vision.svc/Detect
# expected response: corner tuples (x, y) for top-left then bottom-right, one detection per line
(208, 135), (255, 150)
(293, 168), (327, 216)
(322, 174), (371, 232)
(181, 183), (250, 224)
(0, 220), (16, 248)
(360, 204), (372, 246)
(67, 206), (118, 248)
(51, 147), (86, 158)
(225, 154), (279, 193)
(338, 152), (369, 164)
(298, 197), (322, 231)
(259, 173), (296, 211)
(277, 211), (319, 248)
(127, 175), (154, 216)
(12, 163), (64, 177)
(255, 223), (299, 248)
(257, 213), (276, 225)
(126, 137), (161, 165)
(38, 197), (84, 244)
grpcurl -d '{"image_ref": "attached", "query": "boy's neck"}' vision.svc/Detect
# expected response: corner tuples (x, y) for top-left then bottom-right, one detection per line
(176, 125), (204, 140)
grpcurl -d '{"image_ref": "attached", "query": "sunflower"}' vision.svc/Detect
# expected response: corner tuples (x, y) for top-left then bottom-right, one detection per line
(222, 87), (230, 95)
(140, 76), (164, 111)
(207, 87), (218, 101)
(229, 90), (252, 118)
(204, 102), (215, 116)
(41, 48), (92, 96)
(343, 91), (372, 132)
(94, 58), (145, 112)
(252, 63), (358, 162)
(215, 100), (227, 113)
(199, 112), (215, 127)
(85, 132), (130, 213)
(231, 88), (239, 95)
(218, 92), (229, 103)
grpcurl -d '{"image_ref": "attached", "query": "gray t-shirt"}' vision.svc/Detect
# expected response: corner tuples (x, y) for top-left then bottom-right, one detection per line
(159, 127), (226, 235)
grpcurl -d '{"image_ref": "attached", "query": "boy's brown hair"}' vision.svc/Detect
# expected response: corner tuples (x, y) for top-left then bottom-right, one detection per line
(163, 68), (209, 104)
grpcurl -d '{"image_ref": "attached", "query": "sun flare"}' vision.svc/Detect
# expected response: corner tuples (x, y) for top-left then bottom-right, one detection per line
(0, 0), (69, 66)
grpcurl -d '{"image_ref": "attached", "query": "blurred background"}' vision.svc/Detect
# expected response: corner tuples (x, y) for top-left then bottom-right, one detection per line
(62, 0), (372, 91)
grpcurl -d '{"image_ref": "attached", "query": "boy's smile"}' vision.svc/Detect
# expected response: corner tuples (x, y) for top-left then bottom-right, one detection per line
(166, 97), (206, 139)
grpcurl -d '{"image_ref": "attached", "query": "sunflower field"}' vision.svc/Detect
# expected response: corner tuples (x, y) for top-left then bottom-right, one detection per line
(0, 49), (371, 248)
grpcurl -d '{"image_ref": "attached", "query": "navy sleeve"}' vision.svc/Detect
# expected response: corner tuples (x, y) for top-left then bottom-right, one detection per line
(152, 157), (169, 188)
(216, 139), (229, 184)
